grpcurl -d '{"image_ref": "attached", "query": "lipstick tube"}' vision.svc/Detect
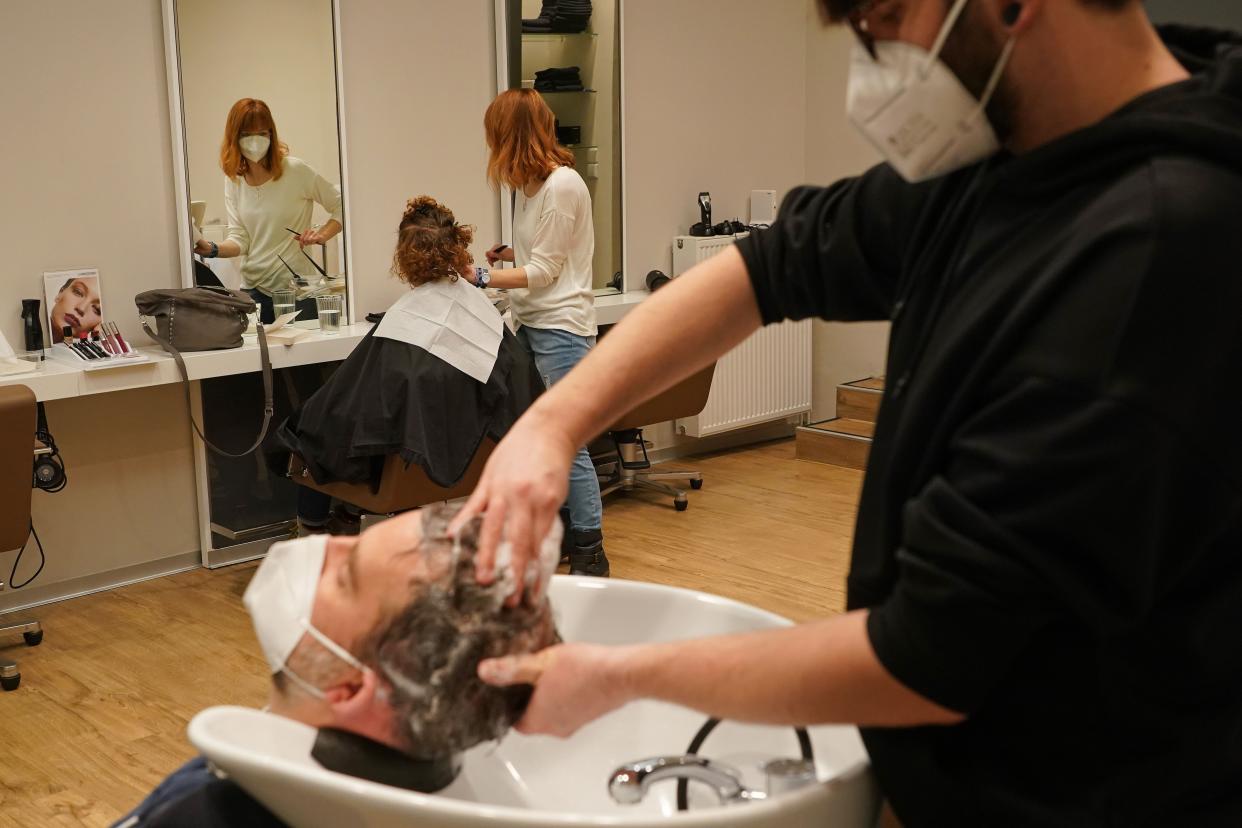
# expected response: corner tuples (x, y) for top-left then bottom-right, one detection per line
(102, 323), (123, 355)
(110, 322), (133, 355)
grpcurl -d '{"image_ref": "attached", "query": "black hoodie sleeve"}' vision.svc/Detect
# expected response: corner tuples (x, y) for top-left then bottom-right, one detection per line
(736, 163), (927, 325)
(866, 376), (1238, 714)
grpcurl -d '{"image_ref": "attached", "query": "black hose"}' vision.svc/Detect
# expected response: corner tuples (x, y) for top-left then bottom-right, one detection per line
(676, 717), (814, 812)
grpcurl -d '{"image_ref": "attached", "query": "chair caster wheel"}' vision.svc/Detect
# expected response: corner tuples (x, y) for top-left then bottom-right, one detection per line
(675, 499), (688, 512)
(24, 630), (43, 647)
(690, 479), (703, 490)
(1, 674), (19, 691)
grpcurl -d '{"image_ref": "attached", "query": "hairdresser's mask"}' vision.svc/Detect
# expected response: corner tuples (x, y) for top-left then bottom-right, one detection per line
(239, 134), (271, 163)
(846, 0), (1014, 184)
(243, 535), (371, 699)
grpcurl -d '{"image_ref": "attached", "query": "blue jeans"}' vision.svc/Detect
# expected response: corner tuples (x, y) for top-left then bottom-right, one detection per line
(517, 326), (603, 533)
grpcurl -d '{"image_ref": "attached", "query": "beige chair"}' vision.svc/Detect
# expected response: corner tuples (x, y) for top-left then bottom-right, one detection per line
(0, 385), (44, 692)
(596, 364), (716, 512)
(288, 441), (495, 521)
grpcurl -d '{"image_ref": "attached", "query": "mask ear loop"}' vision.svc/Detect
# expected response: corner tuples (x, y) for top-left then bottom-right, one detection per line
(920, 0), (974, 77)
(300, 617), (369, 674)
(279, 666), (329, 701)
(973, 37), (1016, 117)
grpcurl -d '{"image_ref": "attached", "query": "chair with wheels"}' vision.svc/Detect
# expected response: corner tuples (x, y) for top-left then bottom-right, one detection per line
(288, 440), (495, 527)
(596, 364), (716, 512)
(0, 385), (44, 691)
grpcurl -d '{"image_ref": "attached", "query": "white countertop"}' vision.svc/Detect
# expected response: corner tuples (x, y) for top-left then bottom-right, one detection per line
(0, 291), (650, 403)
(0, 323), (372, 402)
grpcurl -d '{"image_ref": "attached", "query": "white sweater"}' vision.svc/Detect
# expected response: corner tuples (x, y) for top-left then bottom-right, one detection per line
(509, 166), (596, 337)
(225, 156), (343, 295)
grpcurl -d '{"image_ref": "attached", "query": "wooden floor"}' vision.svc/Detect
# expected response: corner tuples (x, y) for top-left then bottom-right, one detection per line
(0, 439), (863, 827)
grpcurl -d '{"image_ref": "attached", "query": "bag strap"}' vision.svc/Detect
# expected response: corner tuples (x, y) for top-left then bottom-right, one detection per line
(143, 321), (275, 458)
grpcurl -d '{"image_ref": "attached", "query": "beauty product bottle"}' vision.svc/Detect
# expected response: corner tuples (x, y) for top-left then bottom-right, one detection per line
(21, 299), (44, 355)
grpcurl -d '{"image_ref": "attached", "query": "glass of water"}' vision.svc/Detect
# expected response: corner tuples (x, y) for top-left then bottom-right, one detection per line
(316, 295), (343, 335)
(272, 289), (297, 320)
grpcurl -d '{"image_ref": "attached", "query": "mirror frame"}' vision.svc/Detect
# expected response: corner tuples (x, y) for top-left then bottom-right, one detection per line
(492, 0), (630, 293)
(160, 0), (356, 323)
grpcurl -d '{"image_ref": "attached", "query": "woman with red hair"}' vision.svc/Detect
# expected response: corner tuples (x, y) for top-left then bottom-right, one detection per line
(194, 98), (343, 323)
(474, 89), (608, 578)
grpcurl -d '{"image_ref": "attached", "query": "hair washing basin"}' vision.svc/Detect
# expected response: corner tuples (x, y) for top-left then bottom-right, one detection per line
(189, 577), (881, 827)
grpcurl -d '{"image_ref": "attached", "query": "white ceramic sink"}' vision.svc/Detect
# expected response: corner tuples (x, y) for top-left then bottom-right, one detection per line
(190, 577), (880, 827)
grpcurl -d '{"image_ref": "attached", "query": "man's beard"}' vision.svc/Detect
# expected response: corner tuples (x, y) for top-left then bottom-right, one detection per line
(939, 1), (1018, 143)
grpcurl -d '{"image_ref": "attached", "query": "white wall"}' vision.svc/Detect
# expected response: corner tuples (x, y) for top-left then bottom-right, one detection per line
(804, 10), (888, 420)
(0, 1), (201, 601)
(620, 0), (888, 433)
(0, 0), (504, 602)
(339, 0), (501, 318)
(622, 0), (810, 287)
(0, 0), (888, 601)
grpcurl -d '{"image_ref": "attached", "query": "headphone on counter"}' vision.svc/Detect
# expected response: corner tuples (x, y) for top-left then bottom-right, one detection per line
(33, 403), (66, 494)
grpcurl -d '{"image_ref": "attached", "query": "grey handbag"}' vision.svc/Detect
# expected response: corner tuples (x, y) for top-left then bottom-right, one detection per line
(135, 286), (273, 458)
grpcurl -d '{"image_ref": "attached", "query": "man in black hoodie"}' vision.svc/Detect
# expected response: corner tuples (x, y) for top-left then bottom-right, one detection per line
(457, 1), (1242, 825)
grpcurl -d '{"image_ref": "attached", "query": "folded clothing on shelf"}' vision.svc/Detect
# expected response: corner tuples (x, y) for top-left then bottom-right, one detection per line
(522, 0), (593, 34)
(556, 124), (582, 145)
(534, 66), (585, 92)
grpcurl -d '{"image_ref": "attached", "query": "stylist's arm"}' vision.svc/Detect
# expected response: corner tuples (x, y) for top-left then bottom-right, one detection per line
(451, 246), (762, 602)
(478, 611), (963, 737)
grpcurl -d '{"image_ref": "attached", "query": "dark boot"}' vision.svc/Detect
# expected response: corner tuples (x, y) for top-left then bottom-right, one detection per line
(568, 528), (610, 578)
(559, 507), (573, 565)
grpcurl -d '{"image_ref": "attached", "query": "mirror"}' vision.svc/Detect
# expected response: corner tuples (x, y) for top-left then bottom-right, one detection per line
(168, 0), (348, 322)
(163, 0), (351, 564)
(498, 0), (623, 294)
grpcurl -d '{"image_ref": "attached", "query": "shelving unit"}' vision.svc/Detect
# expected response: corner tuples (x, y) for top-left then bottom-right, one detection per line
(521, 32), (599, 41)
(506, 0), (622, 292)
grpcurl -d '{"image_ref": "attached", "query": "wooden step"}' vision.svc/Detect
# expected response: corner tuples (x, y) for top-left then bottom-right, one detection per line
(795, 418), (874, 471)
(837, 377), (885, 423)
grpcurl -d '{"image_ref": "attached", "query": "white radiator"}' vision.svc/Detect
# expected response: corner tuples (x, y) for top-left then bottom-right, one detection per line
(672, 234), (746, 277)
(670, 233), (812, 438)
(679, 319), (813, 438)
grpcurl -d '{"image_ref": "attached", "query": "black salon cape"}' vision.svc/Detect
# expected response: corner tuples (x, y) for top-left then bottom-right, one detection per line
(276, 323), (543, 490)
(738, 25), (1242, 828)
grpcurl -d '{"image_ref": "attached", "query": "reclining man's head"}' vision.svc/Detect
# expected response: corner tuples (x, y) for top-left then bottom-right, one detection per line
(243, 503), (560, 759)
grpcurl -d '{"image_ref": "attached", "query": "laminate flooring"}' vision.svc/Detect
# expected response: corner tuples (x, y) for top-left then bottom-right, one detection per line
(0, 439), (862, 827)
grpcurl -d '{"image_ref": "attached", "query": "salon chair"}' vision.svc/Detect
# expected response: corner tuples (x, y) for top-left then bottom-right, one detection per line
(0, 385), (45, 691)
(287, 441), (495, 522)
(596, 364), (716, 512)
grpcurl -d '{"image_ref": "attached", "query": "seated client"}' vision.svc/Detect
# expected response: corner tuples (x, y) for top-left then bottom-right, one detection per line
(113, 504), (561, 828)
(278, 196), (545, 532)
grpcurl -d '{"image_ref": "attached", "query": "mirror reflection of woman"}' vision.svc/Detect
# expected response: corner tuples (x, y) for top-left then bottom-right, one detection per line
(49, 277), (102, 344)
(194, 98), (343, 323)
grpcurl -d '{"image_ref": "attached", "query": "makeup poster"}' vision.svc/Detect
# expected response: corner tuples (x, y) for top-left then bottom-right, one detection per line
(44, 268), (103, 345)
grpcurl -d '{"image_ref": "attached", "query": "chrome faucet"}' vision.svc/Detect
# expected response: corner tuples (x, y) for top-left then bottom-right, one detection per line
(609, 756), (762, 806)
(609, 754), (821, 808)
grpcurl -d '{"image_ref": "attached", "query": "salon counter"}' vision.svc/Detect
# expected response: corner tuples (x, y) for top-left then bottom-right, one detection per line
(2, 290), (649, 402)
(0, 323), (375, 402)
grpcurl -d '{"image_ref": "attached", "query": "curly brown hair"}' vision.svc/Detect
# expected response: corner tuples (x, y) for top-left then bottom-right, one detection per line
(391, 196), (475, 288)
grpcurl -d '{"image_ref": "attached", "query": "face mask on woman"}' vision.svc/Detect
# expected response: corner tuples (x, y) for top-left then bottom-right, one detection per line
(239, 134), (271, 163)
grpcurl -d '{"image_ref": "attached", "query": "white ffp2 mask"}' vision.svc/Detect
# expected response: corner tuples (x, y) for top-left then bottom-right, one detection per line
(846, 0), (1015, 184)
(239, 134), (271, 163)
